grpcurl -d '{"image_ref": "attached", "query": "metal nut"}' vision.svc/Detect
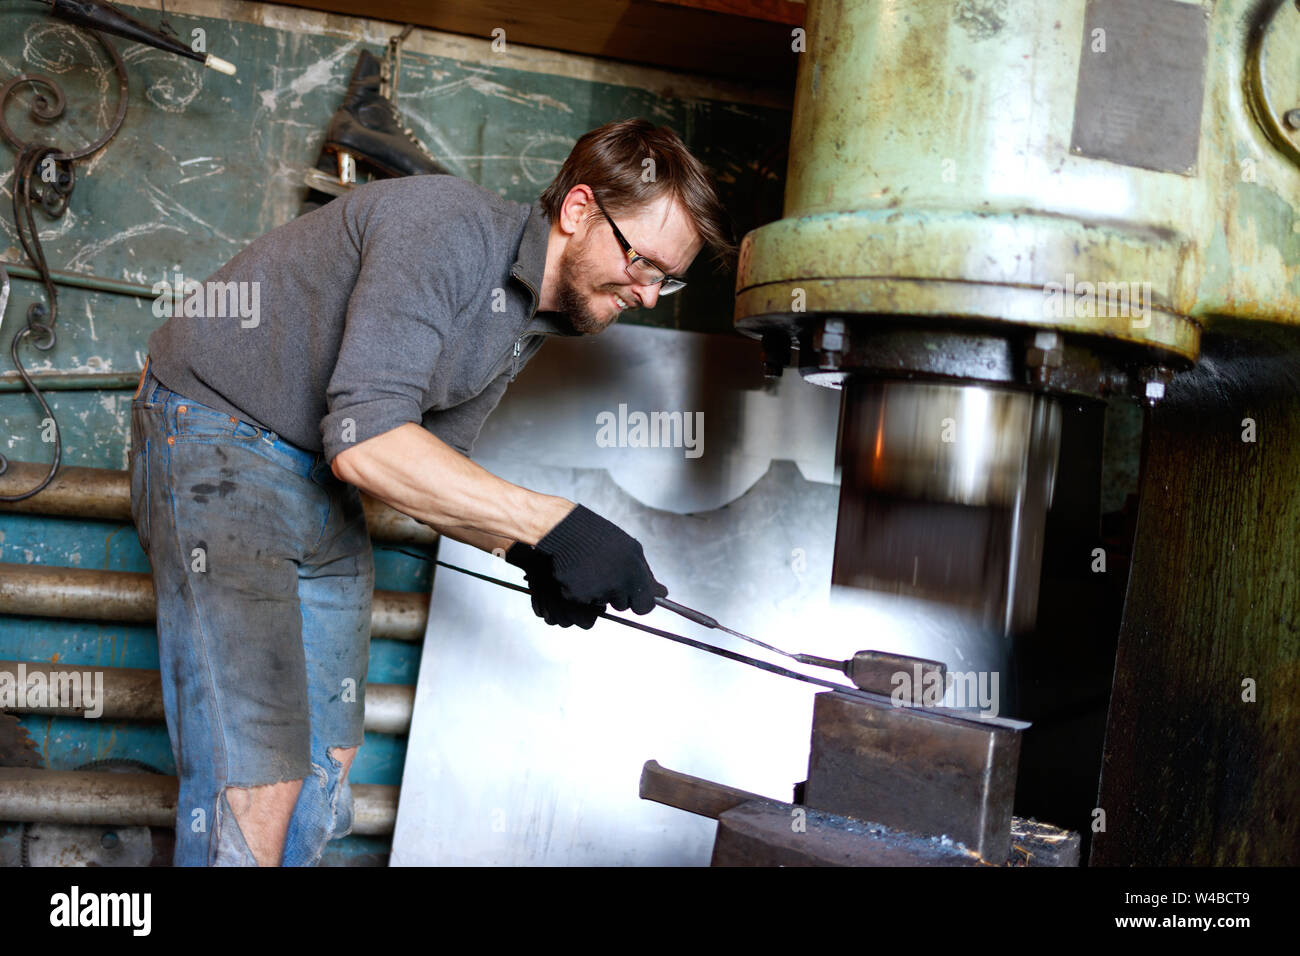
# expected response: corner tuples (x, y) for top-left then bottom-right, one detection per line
(818, 319), (848, 353)
(1139, 366), (1174, 406)
(1025, 331), (1064, 369)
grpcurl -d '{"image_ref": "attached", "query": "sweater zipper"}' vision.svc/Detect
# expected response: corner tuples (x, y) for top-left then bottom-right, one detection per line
(508, 265), (539, 384)
(510, 336), (523, 382)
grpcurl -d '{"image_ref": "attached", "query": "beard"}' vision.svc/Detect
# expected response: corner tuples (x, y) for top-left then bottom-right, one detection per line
(551, 235), (620, 335)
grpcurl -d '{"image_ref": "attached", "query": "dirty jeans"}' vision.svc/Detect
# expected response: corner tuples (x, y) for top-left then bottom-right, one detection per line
(128, 358), (373, 866)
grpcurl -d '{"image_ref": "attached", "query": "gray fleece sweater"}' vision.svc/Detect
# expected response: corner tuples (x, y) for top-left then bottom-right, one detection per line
(147, 174), (577, 461)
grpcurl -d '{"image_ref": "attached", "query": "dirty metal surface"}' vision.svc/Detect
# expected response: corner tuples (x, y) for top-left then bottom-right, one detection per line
(20, 758), (168, 866)
(0, 710), (41, 768)
(712, 799), (987, 867)
(1070, 0), (1209, 176)
(640, 757), (1078, 866)
(736, 0), (1300, 353)
(803, 691), (1022, 861)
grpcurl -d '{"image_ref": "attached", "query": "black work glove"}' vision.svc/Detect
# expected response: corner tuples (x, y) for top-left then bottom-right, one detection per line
(534, 505), (667, 615)
(505, 542), (604, 629)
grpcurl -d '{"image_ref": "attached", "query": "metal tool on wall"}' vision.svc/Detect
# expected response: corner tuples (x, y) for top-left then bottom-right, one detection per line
(0, 18), (127, 501)
(37, 0), (236, 74)
(1, 0), (235, 501)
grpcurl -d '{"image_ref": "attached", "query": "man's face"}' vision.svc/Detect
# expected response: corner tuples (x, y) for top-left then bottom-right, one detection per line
(554, 191), (704, 335)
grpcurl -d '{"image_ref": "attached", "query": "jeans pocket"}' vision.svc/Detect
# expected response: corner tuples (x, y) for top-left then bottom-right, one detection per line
(171, 402), (260, 443)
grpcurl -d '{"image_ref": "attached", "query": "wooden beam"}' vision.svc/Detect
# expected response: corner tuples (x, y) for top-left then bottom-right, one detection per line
(265, 0), (803, 86)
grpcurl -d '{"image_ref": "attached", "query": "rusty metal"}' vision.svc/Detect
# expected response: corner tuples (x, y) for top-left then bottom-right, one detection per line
(1069, 0), (1209, 176)
(803, 691), (1023, 861)
(359, 495), (439, 546)
(0, 711), (41, 768)
(21, 758), (164, 867)
(735, 0), (1300, 363)
(776, 319), (1177, 403)
(638, 759), (775, 819)
(0, 767), (397, 835)
(0, 660), (414, 733)
(1246, 0), (1300, 168)
(0, 459), (438, 545)
(0, 563), (429, 640)
(639, 759), (1076, 866)
(712, 800), (989, 867)
(843, 651), (946, 702)
(0, 20), (130, 502)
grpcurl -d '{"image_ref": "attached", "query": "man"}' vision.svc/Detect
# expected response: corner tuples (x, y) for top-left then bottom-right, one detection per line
(129, 118), (735, 866)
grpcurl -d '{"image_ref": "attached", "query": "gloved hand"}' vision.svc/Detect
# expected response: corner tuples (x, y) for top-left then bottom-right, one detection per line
(534, 505), (667, 614)
(505, 542), (604, 629)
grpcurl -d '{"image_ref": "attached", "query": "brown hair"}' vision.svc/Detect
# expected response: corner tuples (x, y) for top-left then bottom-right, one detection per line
(539, 118), (737, 273)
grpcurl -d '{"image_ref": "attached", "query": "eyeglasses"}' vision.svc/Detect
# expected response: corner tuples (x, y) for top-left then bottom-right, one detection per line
(591, 195), (688, 296)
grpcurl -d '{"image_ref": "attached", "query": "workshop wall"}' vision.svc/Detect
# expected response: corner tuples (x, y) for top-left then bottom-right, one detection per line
(0, 0), (791, 864)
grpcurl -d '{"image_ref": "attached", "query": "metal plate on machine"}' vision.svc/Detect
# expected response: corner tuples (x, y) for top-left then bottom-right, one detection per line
(390, 324), (842, 865)
(1070, 0), (1208, 175)
(389, 324), (1017, 865)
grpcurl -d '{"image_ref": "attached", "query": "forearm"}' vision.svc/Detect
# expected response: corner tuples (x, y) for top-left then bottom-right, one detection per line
(332, 422), (573, 545)
(434, 524), (515, 558)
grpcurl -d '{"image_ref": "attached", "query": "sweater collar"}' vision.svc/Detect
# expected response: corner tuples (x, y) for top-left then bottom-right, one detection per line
(510, 199), (583, 337)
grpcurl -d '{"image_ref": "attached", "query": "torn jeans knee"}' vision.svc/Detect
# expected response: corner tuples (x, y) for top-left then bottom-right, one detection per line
(212, 789), (260, 867)
(281, 748), (354, 867)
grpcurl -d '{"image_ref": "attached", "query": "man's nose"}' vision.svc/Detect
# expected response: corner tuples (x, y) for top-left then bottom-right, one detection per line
(633, 283), (660, 310)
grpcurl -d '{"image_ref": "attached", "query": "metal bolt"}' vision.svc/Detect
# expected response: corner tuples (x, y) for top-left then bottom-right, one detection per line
(818, 318), (847, 353)
(1025, 331), (1064, 386)
(1284, 109), (1300, 131)
(1139, 366), (1174, 407)
(100, 831), (119, 849)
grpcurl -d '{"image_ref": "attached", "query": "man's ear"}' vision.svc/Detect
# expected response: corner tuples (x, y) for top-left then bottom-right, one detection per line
(560, 185), (597, 237)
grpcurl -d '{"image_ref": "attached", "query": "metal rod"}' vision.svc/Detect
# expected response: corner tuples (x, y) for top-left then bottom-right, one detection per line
(0, 768), (395, 834)
(0, 660), (414, 733)
(0, 460), (438, 545)
(423, 556), (1030, 729)
(410, 554), (861, 695)
(0, 260), (158, 299)
(0, 562), (430, 641)
(0, 371), (140, 391)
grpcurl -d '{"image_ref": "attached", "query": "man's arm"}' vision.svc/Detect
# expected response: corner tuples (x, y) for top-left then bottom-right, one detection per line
(435, 524), (515, 558)
(333, 422), (574, 548)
